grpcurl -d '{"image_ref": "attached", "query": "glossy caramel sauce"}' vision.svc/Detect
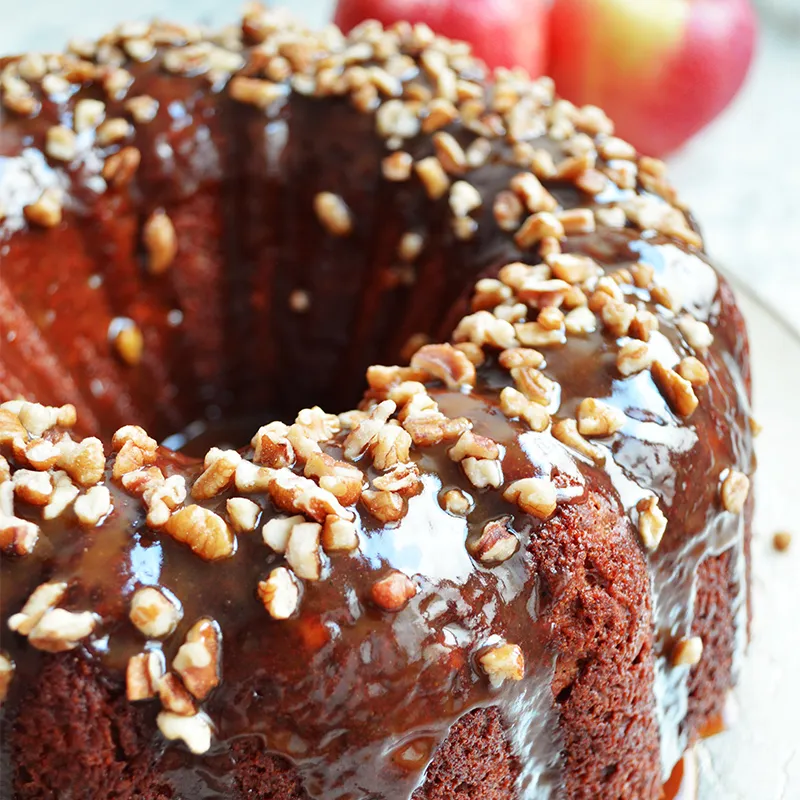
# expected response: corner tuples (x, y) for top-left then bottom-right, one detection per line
(0, 16), (756, 799)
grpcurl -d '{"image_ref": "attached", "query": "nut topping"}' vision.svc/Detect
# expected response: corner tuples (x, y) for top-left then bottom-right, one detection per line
(27, 608), (97, 653)
(499, 386), (550, 432)
(0, 654), (13, 704)
(361, 489), (406, 523)
(127, 651), (165, 701)
(263, 515), (306, 554)
(321, 515), (359, 552)
(164, 505), (236, 560)
(672, 636), (703, 667)
(258, 567), (302, 619)
(721, 470), (750, 514)
(552, 419), (605, 464)
(285, 521), (324, 580)
(313, 192), (353, 236)
(651, 362), (699, 417)
(617, 340), (653, 376)
(226, 497), (261, 533)
(173, 618), (221, 700)
(143, 211), (178, 275)
(343, 401), (396, 461)
(503, 478), (557, 520)
(577, 398), (626, 437)
(410, 343), (476, 389)
(73, 485), (113, 527)
(192, 448), (241, 500)
(157, 711), (213, 755)
(129, 587), (183, 639)
(468, 517), (519, 564)
(461, 457), (503, 490)
(8, 581), (68, 636)
(480, 643), (525, 687)
(448, 431), (500, 462)
(637, 496), (667, 551)
(371, 570), (417, 611)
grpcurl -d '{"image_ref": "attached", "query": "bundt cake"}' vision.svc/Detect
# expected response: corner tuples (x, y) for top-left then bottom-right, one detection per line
(0, 6), (757, 799)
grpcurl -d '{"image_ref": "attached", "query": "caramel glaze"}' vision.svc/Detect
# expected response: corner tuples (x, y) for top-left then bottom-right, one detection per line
(0, 20), (755, 800)
(1, 230), (754, 799)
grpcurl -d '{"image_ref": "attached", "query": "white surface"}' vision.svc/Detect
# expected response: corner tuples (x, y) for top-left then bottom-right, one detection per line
(2, 3), (799, 797)
(696, 285), (800, 800)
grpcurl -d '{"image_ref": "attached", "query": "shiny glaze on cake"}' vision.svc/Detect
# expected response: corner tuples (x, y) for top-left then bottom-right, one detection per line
(0, 8), (755, 799)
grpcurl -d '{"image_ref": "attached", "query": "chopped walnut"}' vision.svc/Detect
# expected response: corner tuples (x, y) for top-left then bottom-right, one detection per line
(155, 671), (194, 714)
(42, 471), (79, 520)
(58, 436), (105, 486)
(0, 409), (26, 445)
(453, 311), (518, 350)
(157, 710), (213, 754)
(371, 570), (417, 611)
(629, 309), (659, 342)
(677, 314), (714, 352)
(313, 192), (353, 236)
(164, 505), (235, 560)
(45, 124), (78, 162)
(721, 470), (750, 514)
(372, 424), (413, 471)
(577, 398), (626, 437)
(127, 651), (165, 701)
(0, 511), (40, 557)
(270, 468), (354, 522)
(361, 489), (406, 523)
(73, 485), (112, 527)
(143, 474), (186, 528)
(226, 497), (261, 533)
(503, 478), (557, 519)
(480, 643), (524, 688)
(304, 452), (364, 506)
(617, 340), (653, 376)
(437, 487), (472, 518)
(12, 469), (53, 506)
(143, 211), (178, 275)
(24, 188), (63, 228)
(229, 75), (284, 107)
(372, 462), (423, 497)
(601, 300), (636, 338)
(258, 566), (301, 619)
(494, 190), (524, 232)
(26, 607), (97, 653)
(8, 581), (68, 636)
(675, 356), (710, 387)
(343, 400), (396, 461)
(637, 496), (667, 551)
(672, 636), (703, 667)
(192, 448), (241, 500)
(499, 386), (550, 432)
(285, 521), (324, 581)
(410, 344), (477, 389)
(461, 457), (503, 490)
(448, 431), (500, 463)
(651, 362), (699, 417)
(515, 212), (565, 249)
(112, 425), (157, 480)
(510, 171), (558, 214)
(552, 419), (605, 464)
(546, 253), (597, 284)
(129, 586), (182, 639)
(468, 517), (519, 564)
(321, 515), (359, 552)
(173, 619), (221, 700)
(262, 515), (305, 554)
(510, 367), (557, 407)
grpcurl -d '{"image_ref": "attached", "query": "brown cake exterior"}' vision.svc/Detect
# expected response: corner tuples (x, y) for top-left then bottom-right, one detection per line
(0, 7), (755, 799)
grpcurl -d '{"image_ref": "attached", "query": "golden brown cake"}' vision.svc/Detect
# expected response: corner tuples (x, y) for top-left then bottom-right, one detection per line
(0, 7), (756, 799)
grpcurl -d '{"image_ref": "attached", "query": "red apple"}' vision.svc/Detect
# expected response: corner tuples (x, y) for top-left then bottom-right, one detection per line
(334, 0), (549, 79)
(547, 0), (757, 157)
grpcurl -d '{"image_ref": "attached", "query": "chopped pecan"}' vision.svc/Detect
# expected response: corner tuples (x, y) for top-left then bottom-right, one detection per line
(191, 448), (241, 500)
(129, 586), (183, 639)
(258, 567), (301, 619)
(462, 457), (503, 489)
(157, 711), (212, 755)
(448, 431), (500, 462)
(362, 489), (406, 523)
(164, 505), (235, 560)
(269, 469), (354, 522)
(321, 515), (360, 552)
(637, 496), (667, 551)
(371, 571), (416, 611)
(173, 618), (221, 700)
(480, 643), (524, 687)
(27, 608), (97, 653)
(503, 478), (557, 519)
(577, 398), (626, 437)
(343, 401), (396, 461)
(372, 463), (423, 497)
(285, 521), (324, 581)
(651, 362), (699, 417)
(304, 452), (364, 506)
(126, 651), (165, 701)
(226, 497), (261, 533)
(468, 517), (519, 563)
(410, 344), (476, 389)
(73, 485), (113, 527)
(720, 470), (750, 514)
